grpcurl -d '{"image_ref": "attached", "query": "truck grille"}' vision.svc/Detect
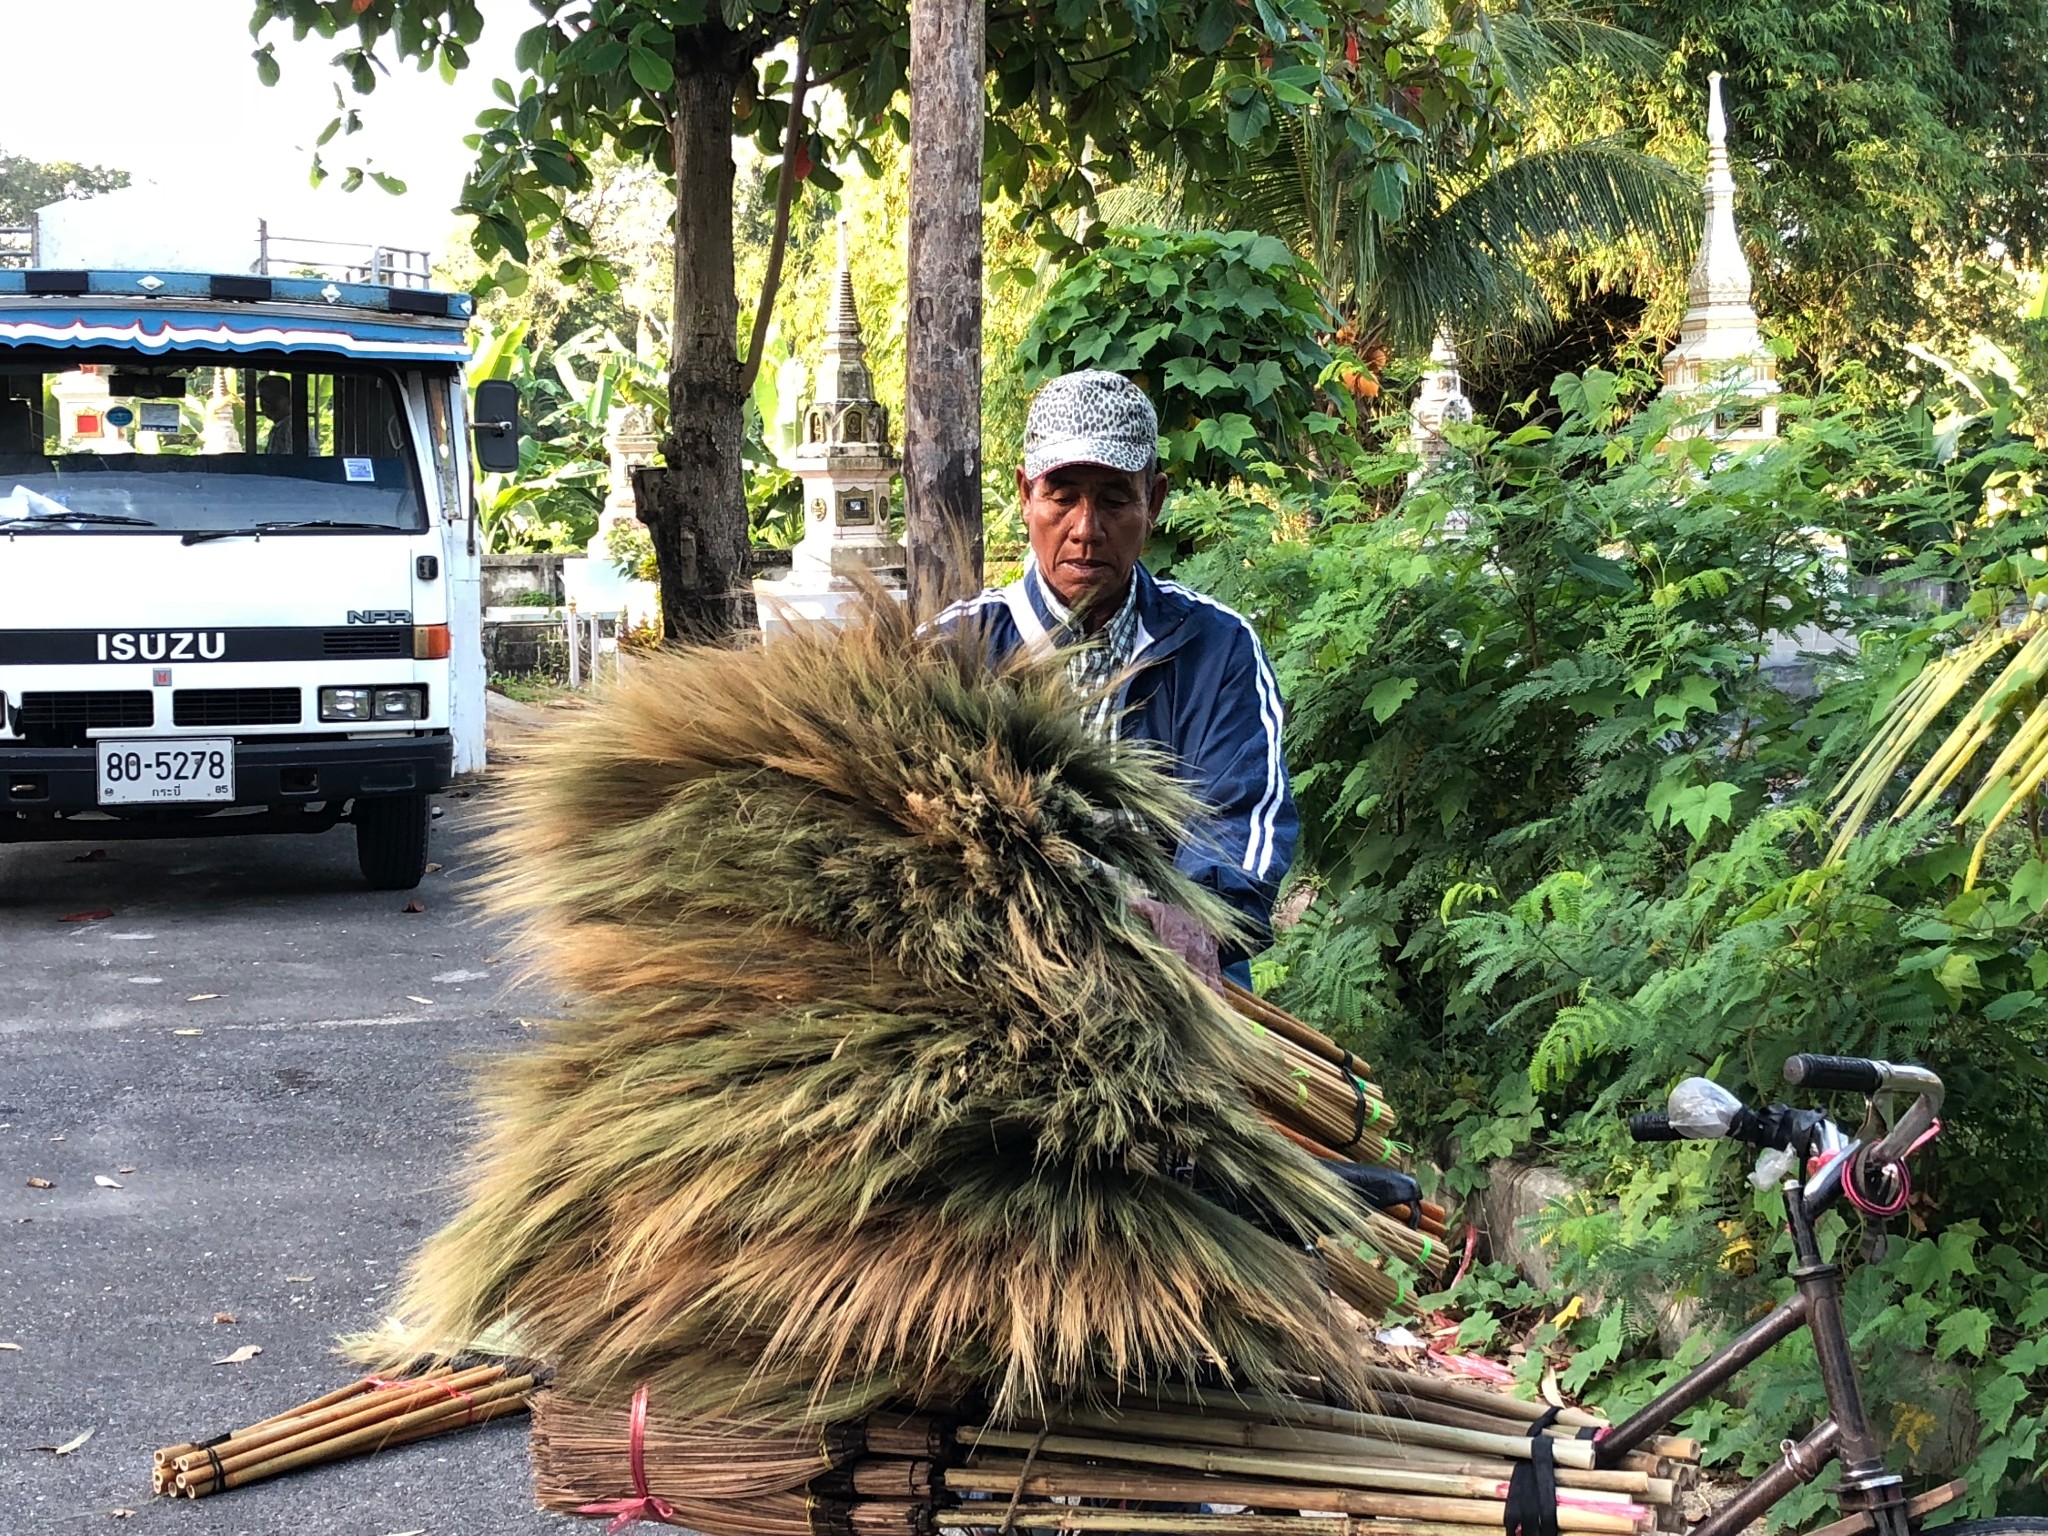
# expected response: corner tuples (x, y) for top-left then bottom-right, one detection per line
(323, 627), (409, 658)
(173, 688), (302, 727)
(17, 690), (154, 746)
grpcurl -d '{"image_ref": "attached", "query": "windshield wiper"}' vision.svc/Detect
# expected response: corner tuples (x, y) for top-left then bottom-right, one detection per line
(3, 510), (159, 528)
(182, 519), (398, 546)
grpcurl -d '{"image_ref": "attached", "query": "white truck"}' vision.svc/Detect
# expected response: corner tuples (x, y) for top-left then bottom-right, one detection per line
(0, 266), (517, 888)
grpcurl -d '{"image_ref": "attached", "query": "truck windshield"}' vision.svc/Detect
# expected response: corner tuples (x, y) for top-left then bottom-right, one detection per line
(0, 360), (424, 535)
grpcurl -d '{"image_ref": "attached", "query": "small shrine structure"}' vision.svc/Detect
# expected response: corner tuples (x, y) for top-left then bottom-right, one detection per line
(757, 222), (906, 635)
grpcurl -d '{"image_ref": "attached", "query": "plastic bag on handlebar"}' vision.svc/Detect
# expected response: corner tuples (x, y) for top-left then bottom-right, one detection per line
(1669, 1076), (1745, 1139)
(1750, 1147), (1798, 1189)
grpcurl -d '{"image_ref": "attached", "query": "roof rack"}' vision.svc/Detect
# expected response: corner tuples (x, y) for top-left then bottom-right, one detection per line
(255, 223), (433, 290)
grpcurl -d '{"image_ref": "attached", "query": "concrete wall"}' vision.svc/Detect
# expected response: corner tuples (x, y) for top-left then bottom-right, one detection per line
(481, 552), (568, 607)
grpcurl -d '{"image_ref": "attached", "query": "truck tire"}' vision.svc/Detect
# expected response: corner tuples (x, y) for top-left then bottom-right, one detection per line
(355, 793), (430, 890)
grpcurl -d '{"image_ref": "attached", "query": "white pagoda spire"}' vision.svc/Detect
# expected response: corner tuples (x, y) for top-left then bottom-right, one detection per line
(1408, 328), (1472, 485)
(1661, 72), (1778, 442)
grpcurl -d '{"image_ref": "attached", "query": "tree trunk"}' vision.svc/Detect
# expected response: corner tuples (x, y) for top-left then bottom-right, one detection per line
(641, 33), (755, 644)
(904, 0), (986, 617)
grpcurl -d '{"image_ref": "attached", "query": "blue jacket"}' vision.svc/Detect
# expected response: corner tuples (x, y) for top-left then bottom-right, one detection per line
(938, 561), (1297, 961)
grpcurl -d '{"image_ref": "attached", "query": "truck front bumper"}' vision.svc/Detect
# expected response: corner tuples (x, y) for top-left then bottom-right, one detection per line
(0, 733), (452, 839)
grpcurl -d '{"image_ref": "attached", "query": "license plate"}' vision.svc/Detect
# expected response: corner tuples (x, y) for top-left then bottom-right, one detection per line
(96, 738), (235, 805)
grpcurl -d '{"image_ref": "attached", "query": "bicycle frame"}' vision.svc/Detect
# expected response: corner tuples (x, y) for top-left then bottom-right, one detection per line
(1594, 1077), (1945, 1536)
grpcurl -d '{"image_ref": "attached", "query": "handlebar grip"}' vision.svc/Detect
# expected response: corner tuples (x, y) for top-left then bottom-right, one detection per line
(1784, 1054), (1884, 1094)
(1629, 1112), (1682, 1142)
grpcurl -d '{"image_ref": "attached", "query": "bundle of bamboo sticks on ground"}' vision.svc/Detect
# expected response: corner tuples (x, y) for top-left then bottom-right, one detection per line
(151, 1363), (533, 1499)
(942, 1372), (1704, 1536)
(529, 1365), (1702, 1536)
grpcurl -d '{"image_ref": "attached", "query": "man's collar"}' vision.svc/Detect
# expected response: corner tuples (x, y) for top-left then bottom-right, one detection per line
(1025, 558), (1139, 638)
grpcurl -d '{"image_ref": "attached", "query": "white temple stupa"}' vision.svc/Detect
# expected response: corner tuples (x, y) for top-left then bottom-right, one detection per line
(1660, 72), (1779, 443)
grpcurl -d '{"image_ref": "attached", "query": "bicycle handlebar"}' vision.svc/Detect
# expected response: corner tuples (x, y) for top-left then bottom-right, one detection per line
(1783, 1054), (1883, 1093)
(1628, 1112), (1682, 1142)
(1784, 1054), (1944, 1115)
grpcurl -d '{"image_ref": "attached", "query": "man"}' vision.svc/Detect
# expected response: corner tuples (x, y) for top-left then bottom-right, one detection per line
(255, 375), (296, 455)
(939, 369), (1296, 988)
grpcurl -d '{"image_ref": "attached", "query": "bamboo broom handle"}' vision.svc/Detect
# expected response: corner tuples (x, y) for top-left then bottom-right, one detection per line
(952, 1510), (1352, 1535)
(171, 1364), (497, 1472)
(1363, 1368), (1606, 1430)
(952, 1504), (1640, 1536)
(1122, 1381), (1600, 1467)
(1007, 1441), (1661, 1501)
(1224, 981), (1361, 1071)
(1051, 1408), (1604, 1478)
(154, 1371), (432, 1465)
(181, 1378), (532, 1494)
(1376, 1390), (1597, 1442)
(961, 1427), (1618, 1515)
(181, 1373), (523, 1486)
(966, 1426), (1530, 1495)
(185, 1391), (530, 1497)
(948, 1465), (1648, 1525)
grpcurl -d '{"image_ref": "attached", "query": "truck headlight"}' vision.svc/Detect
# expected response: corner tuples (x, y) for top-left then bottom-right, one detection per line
(319, 687), (373, 721)
(373, 687), (426, 720)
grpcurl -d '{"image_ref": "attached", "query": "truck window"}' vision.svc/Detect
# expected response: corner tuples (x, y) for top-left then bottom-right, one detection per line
(0, 358), (425, 535)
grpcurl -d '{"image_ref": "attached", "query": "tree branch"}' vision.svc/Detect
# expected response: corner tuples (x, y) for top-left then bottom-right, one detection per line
(738, 12), (814, 396)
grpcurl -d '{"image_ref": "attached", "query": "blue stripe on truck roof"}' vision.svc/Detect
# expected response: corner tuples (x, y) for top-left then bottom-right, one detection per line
(0, 307), (470, 363)
(0, 271), (471, 361)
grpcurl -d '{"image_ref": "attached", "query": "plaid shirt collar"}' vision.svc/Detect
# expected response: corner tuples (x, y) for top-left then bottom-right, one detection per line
(1031, 565), (1145, 739)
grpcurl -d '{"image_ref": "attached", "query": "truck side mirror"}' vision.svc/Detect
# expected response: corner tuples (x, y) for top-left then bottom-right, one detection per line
(471, 379), (520, 473)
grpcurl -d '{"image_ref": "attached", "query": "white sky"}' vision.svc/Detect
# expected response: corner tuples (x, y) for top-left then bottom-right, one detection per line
(0, 0), (522, 254)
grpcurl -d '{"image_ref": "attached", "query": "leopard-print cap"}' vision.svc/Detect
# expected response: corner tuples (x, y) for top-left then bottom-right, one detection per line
(1022, 370), (1160, 481)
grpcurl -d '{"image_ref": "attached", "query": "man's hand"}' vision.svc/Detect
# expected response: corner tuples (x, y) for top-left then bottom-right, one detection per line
(1131, 895), (1223, 993)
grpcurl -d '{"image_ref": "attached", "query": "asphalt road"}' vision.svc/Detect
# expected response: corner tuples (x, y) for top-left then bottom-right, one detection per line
(0, 790), (564, 1534)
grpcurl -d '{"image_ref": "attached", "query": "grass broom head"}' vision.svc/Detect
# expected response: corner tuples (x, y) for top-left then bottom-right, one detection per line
(379, 598), (1390, 1424)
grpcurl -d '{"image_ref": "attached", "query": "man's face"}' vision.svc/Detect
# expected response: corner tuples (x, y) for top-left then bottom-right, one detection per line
(1017, 461), (1167, 620)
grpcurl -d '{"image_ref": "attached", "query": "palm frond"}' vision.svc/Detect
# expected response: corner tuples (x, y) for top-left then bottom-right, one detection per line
(1827, 618), (2048, 882)
(1359, 139), (1694, 350)
(1476, 12), (1668, 101)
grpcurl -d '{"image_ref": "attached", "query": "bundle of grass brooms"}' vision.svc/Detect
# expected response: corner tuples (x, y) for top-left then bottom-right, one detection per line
(353, 603), (1544, 1532)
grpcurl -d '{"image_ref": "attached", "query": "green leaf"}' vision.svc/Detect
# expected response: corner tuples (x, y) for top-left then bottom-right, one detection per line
(2010, 858), (2048, 913)
(1192, 0), (1236, 52)
(1648, 781), (1738, 842)
(1364, 677), (1418, 724)
(252, 45), (280, 89)
(1935, 1307), (1993, 1360)
(1367, 163), (1405, 221)
(1983, 990), (2040, 1023)
(1654, 675), (1718, 725)
(367, 171), (407, 196)
(1933, 950), (1982, 1002)
(1973, 1371), (2029, 1436)
(629, 46), (675, 94)
(514, 24), (550, 73)
(1554, 540), (1634, 591)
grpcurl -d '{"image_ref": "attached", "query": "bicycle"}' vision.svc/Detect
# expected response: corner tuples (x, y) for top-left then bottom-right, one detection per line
(1606, 1052), (2045, 1536)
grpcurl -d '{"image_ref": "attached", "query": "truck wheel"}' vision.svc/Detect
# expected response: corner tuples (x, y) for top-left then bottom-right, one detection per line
(355, 793), (430, 890)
